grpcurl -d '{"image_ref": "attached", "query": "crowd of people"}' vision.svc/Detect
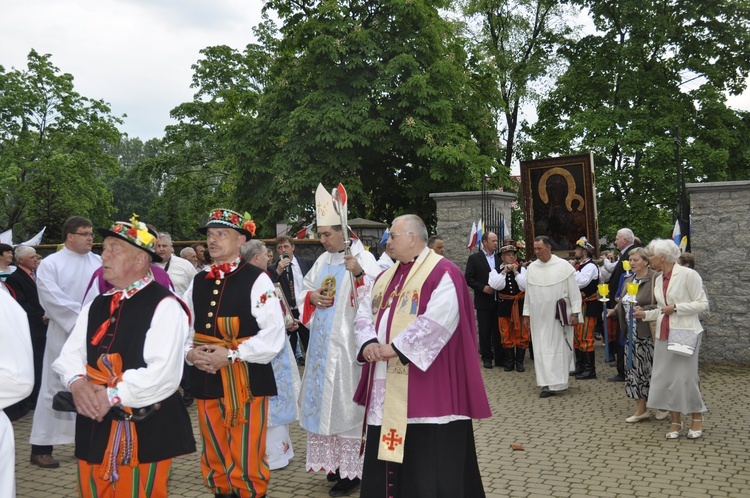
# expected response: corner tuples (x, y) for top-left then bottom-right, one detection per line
(0, 196), (711, 497)
(467, 227), (709, 437)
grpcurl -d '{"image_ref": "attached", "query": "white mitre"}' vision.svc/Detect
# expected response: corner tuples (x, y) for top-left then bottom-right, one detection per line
(316, 183), (340, 227)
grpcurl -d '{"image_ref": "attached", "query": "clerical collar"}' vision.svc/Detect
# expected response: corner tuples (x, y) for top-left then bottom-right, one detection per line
(104, 272), (154, 300)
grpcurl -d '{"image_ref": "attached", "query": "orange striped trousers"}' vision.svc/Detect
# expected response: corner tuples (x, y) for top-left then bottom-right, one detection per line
(498, 316), (530, 349)
(77, 459), (171, 498)
(196, 396), (270, 498)
(574, 316), (597, 352)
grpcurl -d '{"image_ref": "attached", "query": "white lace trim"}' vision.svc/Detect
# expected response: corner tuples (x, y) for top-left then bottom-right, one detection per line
(305, 433), (364, 479)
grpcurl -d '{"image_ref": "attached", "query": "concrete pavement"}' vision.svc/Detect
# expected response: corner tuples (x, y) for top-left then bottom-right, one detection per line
(12, 348), (750, 497)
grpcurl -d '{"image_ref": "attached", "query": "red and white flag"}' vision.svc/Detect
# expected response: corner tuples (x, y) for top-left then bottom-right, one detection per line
(296, 222), (314, 239)
(466, 221), (478, 250)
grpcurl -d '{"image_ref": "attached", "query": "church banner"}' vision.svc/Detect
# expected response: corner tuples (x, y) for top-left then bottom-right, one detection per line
(520, 153), (598, 258)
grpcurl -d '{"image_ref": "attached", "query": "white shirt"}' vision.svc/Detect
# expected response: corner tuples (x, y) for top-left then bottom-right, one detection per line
(575, 258), (599, 289)
(156, 255), (197, 296)
(53, 281), (190, 407)
(183, 269), (285, 365)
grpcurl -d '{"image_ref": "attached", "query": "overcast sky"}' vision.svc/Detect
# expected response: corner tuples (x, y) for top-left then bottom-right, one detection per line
(2, 0), (749, 142)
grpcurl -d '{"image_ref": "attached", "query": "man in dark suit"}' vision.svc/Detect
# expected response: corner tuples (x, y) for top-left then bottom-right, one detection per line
(270, 235), (314, 366)
(606, 228), (636, 382)
(465, 231), (503, 369)
(6, 246), (48, 409)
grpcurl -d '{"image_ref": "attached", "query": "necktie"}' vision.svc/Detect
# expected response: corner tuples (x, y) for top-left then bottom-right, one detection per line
(287, 264), (296, 306)
(91, 292), (122, 346)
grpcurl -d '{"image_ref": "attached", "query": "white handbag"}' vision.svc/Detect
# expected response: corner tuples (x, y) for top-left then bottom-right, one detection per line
(667, 328), (700, 356)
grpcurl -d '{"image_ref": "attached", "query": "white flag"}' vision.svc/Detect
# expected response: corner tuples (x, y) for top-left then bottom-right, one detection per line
(19, 227), (46, 246)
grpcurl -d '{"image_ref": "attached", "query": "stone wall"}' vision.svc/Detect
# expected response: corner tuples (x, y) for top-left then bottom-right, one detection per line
(430, 190), (516, 272)
(687, 181), (750, 363)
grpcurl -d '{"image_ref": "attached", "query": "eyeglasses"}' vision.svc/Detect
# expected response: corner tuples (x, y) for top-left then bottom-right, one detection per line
(389, 232), (414, 240)
(72, 232), (94, 239)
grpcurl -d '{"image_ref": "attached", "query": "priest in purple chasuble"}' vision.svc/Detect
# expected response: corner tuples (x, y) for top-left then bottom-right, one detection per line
(354, 214), (491, 498)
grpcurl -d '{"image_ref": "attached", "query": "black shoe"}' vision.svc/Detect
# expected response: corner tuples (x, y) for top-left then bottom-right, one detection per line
(296, 357), (305, 366)
(326, 469), (340, 482)
(608, 374), (626, 382)
(483, 360), (493, 369)
(214, 494), (237, 498)
(182, 391), (195, 407)
(539, 387), (556, 398)
(503, 361), (514, 372)
(329, 477), (360, 497)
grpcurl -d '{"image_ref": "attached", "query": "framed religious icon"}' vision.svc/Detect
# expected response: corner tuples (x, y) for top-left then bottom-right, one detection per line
(520, 153), (598, 258)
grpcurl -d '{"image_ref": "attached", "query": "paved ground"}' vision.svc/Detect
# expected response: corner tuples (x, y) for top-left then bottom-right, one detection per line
(13, 348), (750, 497)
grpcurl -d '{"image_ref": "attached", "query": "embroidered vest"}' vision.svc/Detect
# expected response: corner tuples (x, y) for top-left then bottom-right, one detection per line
(76, 283), (196, 463)
(189, 261), (276, 399)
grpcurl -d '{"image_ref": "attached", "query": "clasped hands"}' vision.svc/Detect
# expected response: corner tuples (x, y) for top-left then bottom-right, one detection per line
(70, 378), (110, 422)
(362, 342), (397, 363)
(188, 345), (232, 374)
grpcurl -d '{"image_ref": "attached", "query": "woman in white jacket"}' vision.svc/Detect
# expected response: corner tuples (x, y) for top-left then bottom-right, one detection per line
(635, 239), (709, 440)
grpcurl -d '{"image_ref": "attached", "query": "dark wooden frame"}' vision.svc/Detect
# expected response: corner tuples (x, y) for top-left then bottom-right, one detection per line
(520, 153), (598, 259)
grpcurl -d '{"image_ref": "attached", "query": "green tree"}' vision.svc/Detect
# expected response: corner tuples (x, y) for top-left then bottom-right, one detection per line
(102, 137), (161, 223)
(150, 1), (505, 237)
(0, 50), (121, 241)
(524, 0), (750, 243)
(461, 0), (574, 173)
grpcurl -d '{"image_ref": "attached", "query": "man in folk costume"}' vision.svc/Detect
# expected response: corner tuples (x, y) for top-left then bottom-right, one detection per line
(185, 209), (285, 498)
(570, 236), (601, 380)
(488, 241), (529, 372)
(30, 216), (101, 469)
(522, 236), (582, 398)
(52, 216), (196, 497)
(298, 184), (381, 497)
(353, 214), (491, 498)
(0, 289), (34, 498)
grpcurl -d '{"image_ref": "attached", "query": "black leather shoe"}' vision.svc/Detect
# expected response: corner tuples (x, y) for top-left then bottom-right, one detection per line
(326, 469), (340, 482)
(483, 360), (493, 369)
(516, 362), (525, 372)
(182, 392), (195, 407)
(214, 494), (236, 498)
(608, 374), (626, 382)
(329, 477), (360, 497)
(539, 387), (556, 398)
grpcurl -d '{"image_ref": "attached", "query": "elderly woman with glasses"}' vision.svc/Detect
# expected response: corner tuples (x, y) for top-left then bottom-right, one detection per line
(634, 239), (709, 440)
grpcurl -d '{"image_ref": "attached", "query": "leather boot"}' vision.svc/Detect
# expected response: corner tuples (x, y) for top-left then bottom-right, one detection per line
(576, 351), (597, 380)
(215, 494), (237, 498)
(503, 347), (514, 371)
(515, 348), (526, 372)
(569, 349), (584, 376)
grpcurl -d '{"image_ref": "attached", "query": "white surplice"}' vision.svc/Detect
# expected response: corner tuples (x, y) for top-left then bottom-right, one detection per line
(523, 255), (581, 392)
(30, 247), (101, 447)
(0, 290), (34, 497)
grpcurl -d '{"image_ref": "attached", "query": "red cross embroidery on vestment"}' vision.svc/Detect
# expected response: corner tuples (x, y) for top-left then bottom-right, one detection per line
(381, 428), (403, 450)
